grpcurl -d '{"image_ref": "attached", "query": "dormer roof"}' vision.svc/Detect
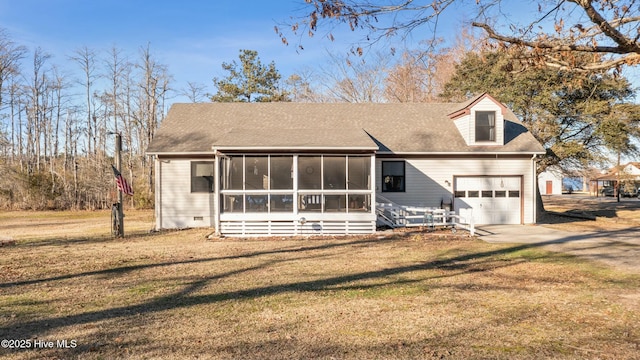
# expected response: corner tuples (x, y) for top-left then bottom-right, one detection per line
(447, 93), (508, 120)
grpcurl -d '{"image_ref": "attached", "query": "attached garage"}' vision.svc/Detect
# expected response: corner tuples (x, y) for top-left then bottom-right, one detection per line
(454, 176), (522, 225)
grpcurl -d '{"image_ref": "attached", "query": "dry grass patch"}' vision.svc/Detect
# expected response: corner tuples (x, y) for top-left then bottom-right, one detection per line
(541, 195), (640, 232)
(1, 211), (639, 359)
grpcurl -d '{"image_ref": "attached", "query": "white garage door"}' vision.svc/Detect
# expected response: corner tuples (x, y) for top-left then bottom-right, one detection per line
(454, 176), (521, 225)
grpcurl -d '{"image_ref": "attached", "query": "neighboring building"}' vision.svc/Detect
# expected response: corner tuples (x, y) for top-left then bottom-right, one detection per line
(147, 93), (545, 236)
(591, 162), (640, 196)
(538, 167), (563, 195)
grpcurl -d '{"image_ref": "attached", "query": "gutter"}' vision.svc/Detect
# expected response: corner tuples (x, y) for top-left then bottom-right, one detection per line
(147, 151), (216, 156)
(376, 151), (546, 156)
(211, 145), (379, 151)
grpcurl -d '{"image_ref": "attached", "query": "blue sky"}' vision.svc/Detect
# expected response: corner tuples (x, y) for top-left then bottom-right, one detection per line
(0, 0), (380, 102)
(1, 0), (638, 105)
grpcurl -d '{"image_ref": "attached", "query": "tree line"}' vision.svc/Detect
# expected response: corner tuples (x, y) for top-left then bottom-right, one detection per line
(3, 3), (640, 211)
(0, 28), (169, 210)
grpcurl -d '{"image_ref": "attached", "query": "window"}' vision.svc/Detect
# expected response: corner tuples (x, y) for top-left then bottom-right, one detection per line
(382, 161), (405, 192)
(191, 162), (214, 193)
(481, 190), (493, 198)
(454, 190), (466, 198)
(475, 111), (496, 142)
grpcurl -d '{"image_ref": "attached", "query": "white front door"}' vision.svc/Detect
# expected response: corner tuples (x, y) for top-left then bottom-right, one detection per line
(454, 176), (521, 224)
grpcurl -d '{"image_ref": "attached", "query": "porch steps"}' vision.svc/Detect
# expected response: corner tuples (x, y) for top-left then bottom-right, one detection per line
(375, 195), (475, 236)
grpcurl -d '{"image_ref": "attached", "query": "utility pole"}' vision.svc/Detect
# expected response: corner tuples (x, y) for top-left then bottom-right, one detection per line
(111, 131), (124, 237)
(616, 151), (621, 203)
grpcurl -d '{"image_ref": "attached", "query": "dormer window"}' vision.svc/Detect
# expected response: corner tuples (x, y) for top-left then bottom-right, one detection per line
(475, 111), (496, 142)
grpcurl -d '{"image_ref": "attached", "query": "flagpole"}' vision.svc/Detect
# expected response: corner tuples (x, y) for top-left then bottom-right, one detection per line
(115, 132), (124, 237)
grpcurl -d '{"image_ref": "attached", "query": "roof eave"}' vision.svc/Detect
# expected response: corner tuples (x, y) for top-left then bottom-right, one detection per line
(146, 151), (215, 156)
(212, 146), (378, 151)
(376, 150), (546, 156)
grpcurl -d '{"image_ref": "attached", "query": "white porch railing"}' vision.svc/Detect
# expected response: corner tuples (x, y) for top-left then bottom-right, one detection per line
(376, 195), (475, 236)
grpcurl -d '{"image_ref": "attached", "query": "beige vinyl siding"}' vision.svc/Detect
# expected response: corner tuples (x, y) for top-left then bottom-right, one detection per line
(453, 118), (469, 144)
(158, 159), (215, 229)
(376, 157), (537, 224)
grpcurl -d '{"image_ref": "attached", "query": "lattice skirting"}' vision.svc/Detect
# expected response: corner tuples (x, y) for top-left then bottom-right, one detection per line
(219, 220), (376, 237)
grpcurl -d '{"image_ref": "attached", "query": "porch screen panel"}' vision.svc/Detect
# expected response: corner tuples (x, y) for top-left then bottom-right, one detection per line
(324, 194), (346, 212)
(299, 194), (322, 212)
(270, 194), (294, 212)
(323, 156), (346, 190)
(298, 156), (322, 189)
(348, 156), (370, 190)
(223, 195), (243, 213)
(246, 194), (268, 212)
(270, 156), (293, 190)
(222, 156), (243, 190)
(245, 156), (268, 190)
(348, 194), (370, 212)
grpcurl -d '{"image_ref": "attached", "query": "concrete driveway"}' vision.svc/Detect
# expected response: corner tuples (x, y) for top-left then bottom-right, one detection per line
(476, 224), (640, 274)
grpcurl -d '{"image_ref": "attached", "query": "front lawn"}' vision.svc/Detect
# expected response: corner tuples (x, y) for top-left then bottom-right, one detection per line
(1, 211), (639, 359)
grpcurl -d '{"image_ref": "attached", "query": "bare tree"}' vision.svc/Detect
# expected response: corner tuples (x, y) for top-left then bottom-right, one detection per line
(0, 29), (27, 163)
(179, 81), (208, 103)
(286, 0), (640, 72)
(286, 69), (326, 102)
(136, 44), (171, 190)
(69, 46), (99, 156)
(24, 47), (51, 173)
(314, 51), (390, 103)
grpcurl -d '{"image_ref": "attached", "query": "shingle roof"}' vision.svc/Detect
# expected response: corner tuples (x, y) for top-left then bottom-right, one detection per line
(147, 101), (545, 155)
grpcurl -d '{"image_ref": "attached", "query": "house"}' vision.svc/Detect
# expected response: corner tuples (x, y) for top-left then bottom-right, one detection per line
(538, 166), (563, 195)
(146, 93), (545, 236)
(591, 162), (640, 196)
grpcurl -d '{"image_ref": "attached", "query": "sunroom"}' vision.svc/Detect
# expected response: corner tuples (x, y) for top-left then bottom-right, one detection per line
(210, 152), (377, 236)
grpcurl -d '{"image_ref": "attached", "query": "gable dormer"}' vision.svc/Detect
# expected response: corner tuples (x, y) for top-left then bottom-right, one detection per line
(448, 93), (507, 146)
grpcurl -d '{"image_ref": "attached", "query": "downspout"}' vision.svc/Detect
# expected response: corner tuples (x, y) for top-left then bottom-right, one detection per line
(532, 154), (538, 224)
(370, 154), (376, 232)
(155, 155), (162, 230)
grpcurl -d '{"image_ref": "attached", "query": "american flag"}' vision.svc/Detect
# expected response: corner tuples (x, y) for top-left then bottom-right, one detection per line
(112, 165), (134, 196)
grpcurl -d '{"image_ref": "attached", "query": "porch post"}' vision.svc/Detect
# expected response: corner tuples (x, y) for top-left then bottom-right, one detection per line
(213, 151), (221, 235)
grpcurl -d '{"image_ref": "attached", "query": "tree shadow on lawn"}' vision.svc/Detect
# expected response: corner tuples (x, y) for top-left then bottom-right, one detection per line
(1, 231), (604, 341)
(0, 236), (400, 289)
(10, 230), (157, 248)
